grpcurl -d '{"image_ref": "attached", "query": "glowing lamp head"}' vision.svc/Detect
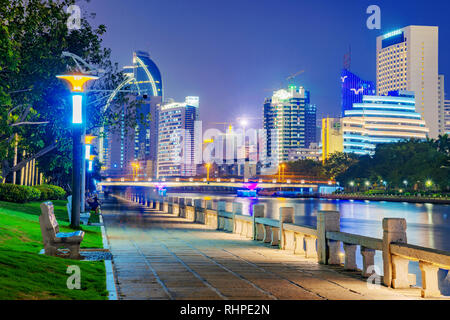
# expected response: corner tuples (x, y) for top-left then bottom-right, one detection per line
(56, 74), (99, 92)
(240, 119), (248, 127)
(85, 135), (96, 145)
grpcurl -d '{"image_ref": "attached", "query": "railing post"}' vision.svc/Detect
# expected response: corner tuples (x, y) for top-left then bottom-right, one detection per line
(252, 204), (264, 240)
(343, 243), (357, 270)
(327, 240), (341, 265)
(217, 201), (226, 230)
(194, 199), (205, 223)
(279, 207), (294, 250)
(361, 247), (376, 277)
(232, 202), (242, 233)
(382, 218), (408, 287)
(419, 262), (441, 298)
(317, 210), (340, 265)
(294, 234), (305, 255)
(179, 198), (186, 217)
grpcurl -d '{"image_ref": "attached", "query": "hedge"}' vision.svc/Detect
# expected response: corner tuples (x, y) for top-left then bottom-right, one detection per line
(0, 184), (41, 203)
(35, 184), (66, 200)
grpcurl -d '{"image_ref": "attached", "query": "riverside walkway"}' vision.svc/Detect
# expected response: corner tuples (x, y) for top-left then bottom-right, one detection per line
(102, 196), (426, 300)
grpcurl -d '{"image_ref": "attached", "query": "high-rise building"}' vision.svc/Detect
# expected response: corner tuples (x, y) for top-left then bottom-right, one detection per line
(342, 91), (429, 155)
(438, 75), (445, 135)
(341, 69), (376, 116)
(376, 26), (439, 138)
(305, 104), (317, 148)
(263, 86), (313, 164)
(103, 51), (163, 179)
(445, 100), (450, 135)
(321, 117), (343, 163)
(157, 97), (200, 178)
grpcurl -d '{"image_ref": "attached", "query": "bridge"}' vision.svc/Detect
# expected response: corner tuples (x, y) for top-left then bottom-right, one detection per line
(98, 178), (340, 195)
(101, 192), (450, 300)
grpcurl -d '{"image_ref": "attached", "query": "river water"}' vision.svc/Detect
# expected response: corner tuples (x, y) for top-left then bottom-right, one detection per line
(168, 192), (450, 295)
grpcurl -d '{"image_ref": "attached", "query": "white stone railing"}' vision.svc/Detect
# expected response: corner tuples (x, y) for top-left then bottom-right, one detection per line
(122, 191), (450, 298)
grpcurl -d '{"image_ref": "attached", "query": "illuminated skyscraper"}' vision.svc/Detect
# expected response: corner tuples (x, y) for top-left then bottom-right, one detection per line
(157, 97), (200, 178)
(341, 69), (376, 116)
(321, 117), (343, 163)
(263, 86), (313, 164)
(342, 91), (429, 155)
(103, 51), (163, 179)
(445, 99), (450, 135)
(376, 26), (439, 138)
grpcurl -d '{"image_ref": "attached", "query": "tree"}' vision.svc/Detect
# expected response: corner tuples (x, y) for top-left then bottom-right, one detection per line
(0, 0), (130, 187)
(323, 152), (359, 180)
(286, 159), (327, 180)
(336, 140), (449, 192)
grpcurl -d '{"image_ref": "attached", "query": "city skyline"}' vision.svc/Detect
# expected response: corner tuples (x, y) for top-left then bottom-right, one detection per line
(83, 0), (450, 129)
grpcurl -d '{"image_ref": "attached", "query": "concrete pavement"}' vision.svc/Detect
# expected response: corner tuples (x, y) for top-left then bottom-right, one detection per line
(102, 196), (424, 300)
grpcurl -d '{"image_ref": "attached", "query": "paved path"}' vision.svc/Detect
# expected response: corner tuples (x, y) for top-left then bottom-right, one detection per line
(102, 196), (425, 300)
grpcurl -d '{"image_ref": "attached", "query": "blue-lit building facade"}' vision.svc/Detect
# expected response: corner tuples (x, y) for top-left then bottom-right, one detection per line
(341, 69), (376, 116)
(342, 91), (429, 155)
(305, 104), (317, 148)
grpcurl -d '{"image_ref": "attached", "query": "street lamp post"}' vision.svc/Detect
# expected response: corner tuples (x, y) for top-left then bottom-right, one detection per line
(82, 135), (96, 210)
(56, 74), (98, 228)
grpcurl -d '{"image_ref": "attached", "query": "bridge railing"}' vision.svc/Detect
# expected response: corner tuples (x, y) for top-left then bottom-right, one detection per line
(121, 191), (450, 298)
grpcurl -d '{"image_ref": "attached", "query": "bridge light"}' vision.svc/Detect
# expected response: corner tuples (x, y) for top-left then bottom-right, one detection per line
(273, 179), (277, 184)
(258, 179), (262, 183)
(120, 178), (125, 182)
(217, 178), (221, 182)
(189, 178), (193, 182)
(301, 180), (305, 184)
(287, 179), (291, 184)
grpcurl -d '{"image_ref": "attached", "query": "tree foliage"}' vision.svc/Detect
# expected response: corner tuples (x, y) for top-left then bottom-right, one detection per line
(0, 0), (129, 187)
(336, 138), (450, 191)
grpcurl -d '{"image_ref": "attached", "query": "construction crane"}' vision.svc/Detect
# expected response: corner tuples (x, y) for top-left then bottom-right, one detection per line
(286, 70), (305, 84)
(209, 122), (234, 132)
(264, 70), (305, 93)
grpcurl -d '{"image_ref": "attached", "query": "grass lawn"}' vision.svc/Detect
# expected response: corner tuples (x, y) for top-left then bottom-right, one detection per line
(0, 200), (108, 300)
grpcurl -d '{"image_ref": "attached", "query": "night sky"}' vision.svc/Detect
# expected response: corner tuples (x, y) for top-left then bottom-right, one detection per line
(83, 0), (450, 130)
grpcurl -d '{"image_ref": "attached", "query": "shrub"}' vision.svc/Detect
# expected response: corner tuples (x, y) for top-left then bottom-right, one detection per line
(45, 184), (66, 200)
(35, 184), (67, 200)
(0, 184), (41, 203)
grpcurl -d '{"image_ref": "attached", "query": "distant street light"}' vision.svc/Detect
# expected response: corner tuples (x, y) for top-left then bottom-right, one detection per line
(205, 163), (211, 181)
(131, 162), (140, 180)
(56, 74), (98, 228)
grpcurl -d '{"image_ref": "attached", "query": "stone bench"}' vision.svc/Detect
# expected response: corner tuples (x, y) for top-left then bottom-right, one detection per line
(40, 201), (85, 259)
